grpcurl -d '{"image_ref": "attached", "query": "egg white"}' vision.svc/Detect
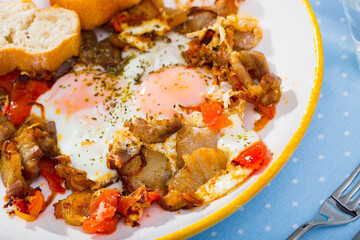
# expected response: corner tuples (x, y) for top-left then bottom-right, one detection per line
(32, 32), (194, 183)
(31, 30), (263, 204)
(196, 114), (260, 203)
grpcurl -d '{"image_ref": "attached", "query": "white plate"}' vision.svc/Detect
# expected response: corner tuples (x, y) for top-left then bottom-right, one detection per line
(0, 0), (323, 239)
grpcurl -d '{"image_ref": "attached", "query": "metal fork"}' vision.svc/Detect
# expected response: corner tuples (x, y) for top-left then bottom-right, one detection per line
(287, 164), (360, 240)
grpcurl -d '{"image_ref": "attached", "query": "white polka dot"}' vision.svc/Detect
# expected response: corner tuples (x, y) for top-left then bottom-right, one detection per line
(292, 201), (299, 207)
(265, 226), (271, 231)
(340, 17), (346, 22)
(319, 177), (325, 182)
(345, 151), (351, 156)
(342, 72), (348, 77)
(343, 91), (349, 96)
(210, 232), (217, 237)
(238, 206), (244, 211)
(341, 36), (347, 41)
(341, 54), (348, 59)
(344, 112), (349, 116)
(317, 113), (323, 118)
(292, 224), (299, 229)
(344, 131), (350, 136)
(320, 199), (325, 204)
(318, 155), (324, 160)
(315, 1), (320, 5)
(292, 157), (298, 163)
(292, 179), (298, 184)
(265, 203), (271, 209)
(237, 229), (244, 234)
(318, 134), (324, 139)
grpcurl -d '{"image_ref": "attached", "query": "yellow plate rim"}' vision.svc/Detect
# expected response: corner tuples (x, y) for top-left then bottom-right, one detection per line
(159, 0), (323, 239)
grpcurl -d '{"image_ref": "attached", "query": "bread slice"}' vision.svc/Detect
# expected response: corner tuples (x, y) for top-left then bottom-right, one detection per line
(49, 0), (141, 30)
(0, 0), (80, 75)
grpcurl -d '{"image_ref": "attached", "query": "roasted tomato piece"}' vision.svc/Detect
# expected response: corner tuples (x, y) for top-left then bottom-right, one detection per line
(117, 185), (159, 227)
(13, 190), (45, 222)
(40, 159), (66, 194)
(233, 141), (268, 170)
(201, 101), (232, 129)
(8, 79), (49, 126)
(0, 70), (20, 93)
(83, 188), (121, 234)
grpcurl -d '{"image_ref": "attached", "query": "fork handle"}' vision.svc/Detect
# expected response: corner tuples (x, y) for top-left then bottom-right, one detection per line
(287, 221), (319, 240)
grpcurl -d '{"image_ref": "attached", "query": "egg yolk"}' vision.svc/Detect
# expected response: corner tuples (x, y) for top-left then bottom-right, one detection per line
(135, 66), (207, 118)
(47, 73), (103, 115)
(45, 72), (121, 122)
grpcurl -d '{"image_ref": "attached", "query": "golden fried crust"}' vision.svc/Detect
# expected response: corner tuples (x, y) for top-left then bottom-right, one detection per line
(0, 3), (81, 75)
(50, 0), (141, 30)
(0, 33), (80, 75)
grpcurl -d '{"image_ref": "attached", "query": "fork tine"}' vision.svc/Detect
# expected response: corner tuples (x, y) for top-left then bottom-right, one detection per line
(333, 164), (360, 198)
(348, 193), (360, 210)
(342, 180), (360, 203)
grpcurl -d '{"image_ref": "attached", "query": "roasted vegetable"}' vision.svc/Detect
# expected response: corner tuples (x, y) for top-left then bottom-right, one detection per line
(117, 185), (159, 227)
(40, 159), (66, 194)
(54, 191), (93, 226)
(82, 188), (120, 234)
(8, 76), (49, 126)
(13, 190), (45, 222)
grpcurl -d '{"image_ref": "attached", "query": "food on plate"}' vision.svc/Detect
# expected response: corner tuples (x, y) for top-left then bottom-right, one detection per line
(0, 0), (282, 234)
(0, 0), (80, 75)
(49, 0), (141, 29)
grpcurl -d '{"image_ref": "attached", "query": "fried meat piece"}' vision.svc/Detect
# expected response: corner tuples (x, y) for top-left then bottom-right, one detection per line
(0, 115), (15, 146)
(120, 148), (172, 196)
(0, 141), (27, 198)
(13, 127), (43, 180)
(236, 50), (270, 81)
(175, 8), (217, 34)
(229, 51), (282, 106)
(12, 117), (58, 180)
(55, 156), (96, 192)
(128, 0), (162, 21)
(80, 31), (122, 68)
(213, 0), (239, 16)
(176, 126), (219, 168)
(32, 120), (58, 156)
(161, 148), (227, 211)
(124, 116), (182, 144)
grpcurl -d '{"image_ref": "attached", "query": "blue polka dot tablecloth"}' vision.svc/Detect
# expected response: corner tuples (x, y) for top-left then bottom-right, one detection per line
(191, 0), (360, 239)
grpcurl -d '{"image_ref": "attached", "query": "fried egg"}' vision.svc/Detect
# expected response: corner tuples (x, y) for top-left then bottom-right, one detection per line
(197, 114), (260, 203)
(32, 28), (263, 204)
(32, 32), (212, 183)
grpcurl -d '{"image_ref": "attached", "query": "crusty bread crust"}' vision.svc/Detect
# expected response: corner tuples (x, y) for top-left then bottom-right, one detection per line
(0, 1), (80, 75)
(50, 0), (141, 30)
